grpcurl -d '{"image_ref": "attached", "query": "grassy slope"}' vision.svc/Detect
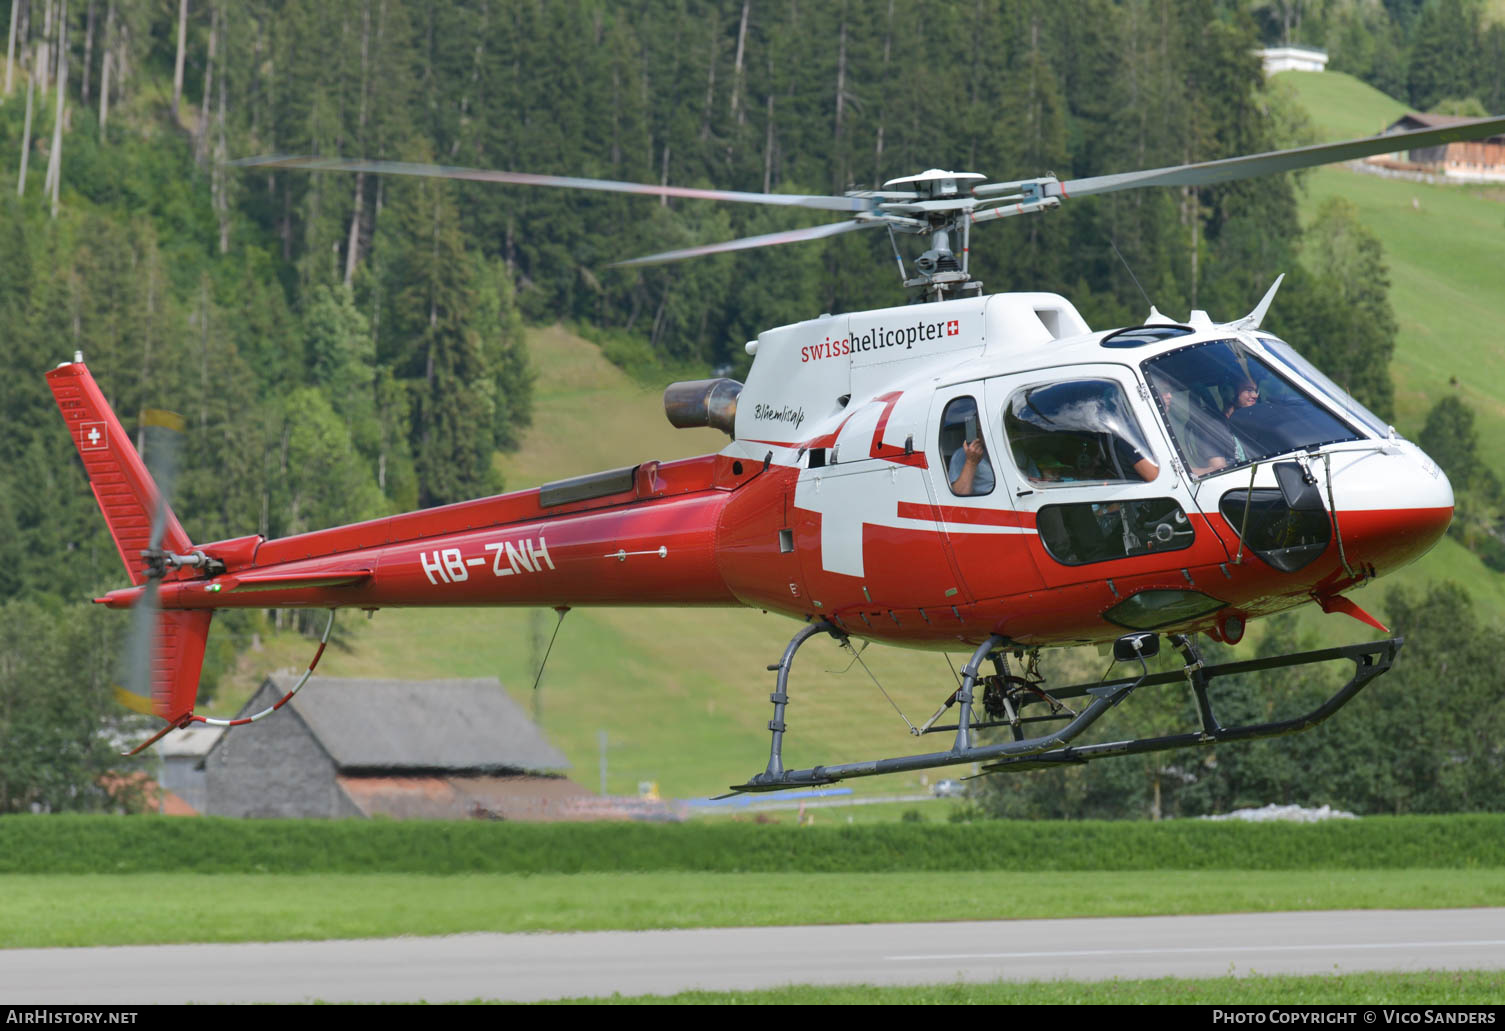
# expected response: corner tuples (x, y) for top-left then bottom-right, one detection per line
(1273, 71), (1505, 629)
(1277, 70), (1505, 466)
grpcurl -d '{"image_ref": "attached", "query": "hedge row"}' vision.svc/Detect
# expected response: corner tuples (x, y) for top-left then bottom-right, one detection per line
(1, 814), (1502, 874)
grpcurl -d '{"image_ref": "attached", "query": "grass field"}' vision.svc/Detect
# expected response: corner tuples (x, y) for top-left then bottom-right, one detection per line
(556, 970), (1505, 1005)
(5, 869), (1504, 949)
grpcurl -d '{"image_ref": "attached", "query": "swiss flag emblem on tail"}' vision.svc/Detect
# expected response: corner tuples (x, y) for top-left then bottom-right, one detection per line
(79, 422), (107, 451)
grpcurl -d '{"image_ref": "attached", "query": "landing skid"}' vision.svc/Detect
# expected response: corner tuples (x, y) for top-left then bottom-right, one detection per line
(724, 624), (1401, 794)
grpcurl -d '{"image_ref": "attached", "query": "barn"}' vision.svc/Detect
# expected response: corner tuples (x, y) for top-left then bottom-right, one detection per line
(1369, 113), (1505, 182)
(197, 675), (596, 819)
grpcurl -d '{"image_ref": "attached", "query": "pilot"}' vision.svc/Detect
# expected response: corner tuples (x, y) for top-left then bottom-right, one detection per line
(949, 437), (995, 495)
(1225, 377), (1259, 417)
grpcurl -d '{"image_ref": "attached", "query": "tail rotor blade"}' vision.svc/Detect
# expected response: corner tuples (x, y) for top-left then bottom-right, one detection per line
(118, 579), (160, 717)
(140, 410), (184, 555)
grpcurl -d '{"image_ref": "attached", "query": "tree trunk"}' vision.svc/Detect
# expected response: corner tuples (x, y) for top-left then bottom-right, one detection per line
(833, 10), (847, 186)
(873, 0), (893, 184)
(659, 142), (670, 206)
(44, 0), (67, 218)
(280, 175), (291, 261)
(833, 16), (846, 135)
(171, 0), (187, 121)
(698, 9), (718, 142)
(195, 3), (216, 162)
(81, 0), (94, 103)
(4, 0), (20, 98)
(762, 90), (774, 194)
(215, 61), (228, 253)
(344, 1), (372, 287)
(38, 0), (51, 89)
(17, 59), (35, 195)
(97, 1), (112, 134)
(729, 0), (749, 124)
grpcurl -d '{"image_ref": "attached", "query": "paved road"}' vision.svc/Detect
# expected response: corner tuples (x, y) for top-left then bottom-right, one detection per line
(4, 909), (1504, 1004)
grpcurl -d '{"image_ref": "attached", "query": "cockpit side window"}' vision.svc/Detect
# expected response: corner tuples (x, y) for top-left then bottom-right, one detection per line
(939, 396), (995, 496)
(1001, 379), (1159, 486)
(1143, 340), (1361, 478)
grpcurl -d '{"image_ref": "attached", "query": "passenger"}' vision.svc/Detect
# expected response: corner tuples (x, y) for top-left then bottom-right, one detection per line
(1152, 380), (1228, 477)
(949, 436), (994, 495)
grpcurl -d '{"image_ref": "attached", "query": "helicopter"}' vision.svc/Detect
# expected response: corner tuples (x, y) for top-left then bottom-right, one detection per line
(50, 112), (1504, 792)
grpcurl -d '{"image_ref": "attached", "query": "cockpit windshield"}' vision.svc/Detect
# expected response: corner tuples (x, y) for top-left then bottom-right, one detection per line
(1256, 335), (1392, 440)
(1141, 339), (1362, 479)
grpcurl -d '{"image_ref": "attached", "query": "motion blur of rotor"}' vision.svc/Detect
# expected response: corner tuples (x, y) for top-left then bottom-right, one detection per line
(234, 113), (1505, 301)
(116, 409), (221, 753)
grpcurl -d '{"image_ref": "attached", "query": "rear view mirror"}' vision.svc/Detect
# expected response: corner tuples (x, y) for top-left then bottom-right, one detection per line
(1113, 632), (1160, 662)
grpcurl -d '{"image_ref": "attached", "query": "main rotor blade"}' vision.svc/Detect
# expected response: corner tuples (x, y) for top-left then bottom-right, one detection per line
(232, 155), (873, 214)
(609, 218), (886, 268)
(1055, 114), (1505, 199)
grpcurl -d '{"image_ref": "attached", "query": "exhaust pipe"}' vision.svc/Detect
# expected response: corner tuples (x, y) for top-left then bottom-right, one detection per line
(664, 378), (742, 437)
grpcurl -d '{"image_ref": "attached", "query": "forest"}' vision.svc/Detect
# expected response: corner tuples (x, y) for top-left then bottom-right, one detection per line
(0, 0), (1501, 815)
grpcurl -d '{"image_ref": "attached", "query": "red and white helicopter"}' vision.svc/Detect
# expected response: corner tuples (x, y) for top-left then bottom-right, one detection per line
(52, 114), (1504, 791)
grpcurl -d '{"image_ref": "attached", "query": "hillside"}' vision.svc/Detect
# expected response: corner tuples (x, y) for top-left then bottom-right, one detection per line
(1274, 69), (1407, 141)
(1276, 70), (1505, 471)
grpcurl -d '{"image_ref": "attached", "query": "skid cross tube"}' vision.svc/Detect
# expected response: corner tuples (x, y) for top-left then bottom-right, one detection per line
(726, 636), (1400, 793)
(981, 637), (1401, 774)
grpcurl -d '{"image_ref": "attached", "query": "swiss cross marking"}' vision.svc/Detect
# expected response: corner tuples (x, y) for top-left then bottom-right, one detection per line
(80, 422), (107, 451)
(946, 320), (959, 336)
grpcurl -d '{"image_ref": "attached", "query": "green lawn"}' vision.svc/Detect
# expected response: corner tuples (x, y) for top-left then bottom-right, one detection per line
(4, 869), (1503, 949)
(555, 970), (1505, 1005)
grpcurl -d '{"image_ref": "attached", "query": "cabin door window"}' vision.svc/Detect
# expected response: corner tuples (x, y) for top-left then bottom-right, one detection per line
(985, 367), (1228, 591)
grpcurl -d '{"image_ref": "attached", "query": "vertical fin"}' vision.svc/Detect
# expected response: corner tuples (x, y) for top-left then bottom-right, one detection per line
(48, 358), (210, 726)
(45, 359), (192, 583)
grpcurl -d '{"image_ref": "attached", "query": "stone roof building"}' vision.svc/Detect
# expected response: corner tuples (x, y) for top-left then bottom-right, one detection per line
(200, 675), (595, 819)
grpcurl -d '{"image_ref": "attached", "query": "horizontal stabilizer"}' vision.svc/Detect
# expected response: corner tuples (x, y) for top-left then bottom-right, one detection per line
(225, 569), (374, 593)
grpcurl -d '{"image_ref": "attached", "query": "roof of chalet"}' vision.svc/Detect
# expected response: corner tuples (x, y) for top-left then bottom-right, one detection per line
(1386, 113), (1505, 143)
(240, 674), (571, 774)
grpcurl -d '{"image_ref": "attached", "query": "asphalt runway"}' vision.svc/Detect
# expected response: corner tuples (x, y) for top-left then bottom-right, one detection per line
(5, 909), (1504, 1004)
